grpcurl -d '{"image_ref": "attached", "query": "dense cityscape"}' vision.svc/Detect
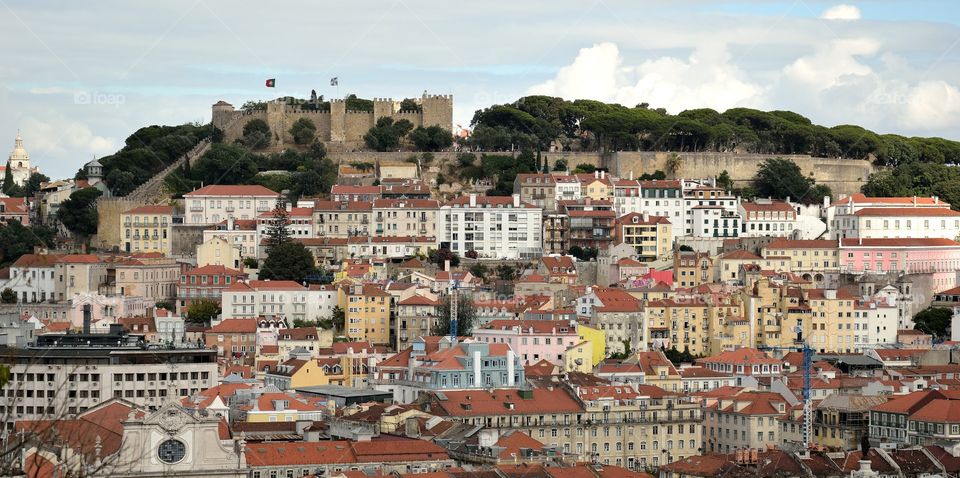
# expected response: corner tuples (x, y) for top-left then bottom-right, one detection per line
(5, 2), (960, 478)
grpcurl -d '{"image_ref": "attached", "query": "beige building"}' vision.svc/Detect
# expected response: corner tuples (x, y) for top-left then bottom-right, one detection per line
(614, 213), (673, 261)
(396, 293), (440, 350)
(761, 239), (840, 285)
(703, 390), (789, 454)
(339, 283), (391, 344)
(121, 205), (174, 254)
(372, 198), (439, 237)
(112, 253), (181, 301)
(54, 254), (109, 302)
(202, 218), (258, 259)
(197, 236), (242, 270)
(314, 200), (373, 237)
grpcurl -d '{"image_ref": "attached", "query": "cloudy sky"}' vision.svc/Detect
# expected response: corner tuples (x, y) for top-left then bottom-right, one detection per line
(4, 0), (960, 178)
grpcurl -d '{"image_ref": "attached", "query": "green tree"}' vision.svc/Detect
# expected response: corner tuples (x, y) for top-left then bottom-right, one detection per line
(496, 264), (517, 281)
(241, 119), (271, 149)
(186, 298), (220, 325)
(399, 98), (422, 112)
(552, 158), (568, 171)
(193, 143), (259, 186)
(665, 153), (683, 178)
(0, 288), (16, 304)
(265, 194), (291, 250)
(292, 319), (319, 328)
(23, 173), (50, 197)
(572, 163), (596, 174)
(432, 293), (477, 336)
(0, 222), (55, 267)
(409, 126), (453, 152)
(259, 241), (317, 283)
(363, 117), (414, 151)
(330, 305), (345, 334)
(469, 263), (489, 281)
(914, 307), (952, 339)
(1, 161), (14, 196)
(58, 188), (103, 240)
(106, 169), (137, 196)
(716, 170), (733, 190)
(289, 118), (317, 145)
(753, 157), (817, 203)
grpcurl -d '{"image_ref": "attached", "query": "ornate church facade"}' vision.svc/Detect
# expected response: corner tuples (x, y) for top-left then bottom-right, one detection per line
(5, 132), (39, 187)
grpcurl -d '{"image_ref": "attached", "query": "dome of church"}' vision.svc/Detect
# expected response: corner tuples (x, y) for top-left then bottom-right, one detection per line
(8, 131), (29, 163)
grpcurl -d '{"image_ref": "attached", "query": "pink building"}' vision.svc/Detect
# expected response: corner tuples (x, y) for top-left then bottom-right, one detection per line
(472, 319), (580, 366)
(839, 238), (960, 292)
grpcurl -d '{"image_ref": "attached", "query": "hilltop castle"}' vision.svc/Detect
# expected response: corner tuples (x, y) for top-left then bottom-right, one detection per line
(212, 92), (453, 151)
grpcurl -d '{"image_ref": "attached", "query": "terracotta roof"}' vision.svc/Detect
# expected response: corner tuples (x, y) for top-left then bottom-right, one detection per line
(208, 318), (258, 334)
(430, 388), (583, 416)
(853, 207), (960, 217)
(123, 205), (175, 215)
(184, 184), (278, 196)
(700, 348), (779, 366)
(720, 249), (762, 260)
(841, 237), (960, 247)
(480, 320), (577, 335)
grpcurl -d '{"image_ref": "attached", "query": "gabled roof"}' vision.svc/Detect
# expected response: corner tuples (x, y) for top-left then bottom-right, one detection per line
(208, 318), (258, 334)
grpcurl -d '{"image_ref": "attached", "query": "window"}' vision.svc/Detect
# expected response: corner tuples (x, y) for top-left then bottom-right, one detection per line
(158, 439), (186, 464)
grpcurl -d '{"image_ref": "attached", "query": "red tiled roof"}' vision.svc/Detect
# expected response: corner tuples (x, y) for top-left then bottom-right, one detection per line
(853, 207), (960, 217)
(124, 205), (174, 215)
(430, 388), (583, 416)
(184, 184), (278, 196)
(208, 318), (258, 334)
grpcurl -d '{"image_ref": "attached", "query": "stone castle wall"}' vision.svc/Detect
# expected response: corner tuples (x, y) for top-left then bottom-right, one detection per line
(215, 94), (453, 151)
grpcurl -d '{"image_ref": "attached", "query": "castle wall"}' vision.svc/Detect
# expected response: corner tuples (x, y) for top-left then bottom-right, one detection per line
(93, 197), (149, 250)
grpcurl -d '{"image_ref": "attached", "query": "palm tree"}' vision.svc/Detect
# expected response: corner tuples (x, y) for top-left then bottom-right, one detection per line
(665, 153), (683, 179)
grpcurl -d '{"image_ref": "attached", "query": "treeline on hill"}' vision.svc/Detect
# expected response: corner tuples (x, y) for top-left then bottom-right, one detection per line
(82, 123), (211, 196)
(468, 96), (960, 165)
(164, 142), (337, 201)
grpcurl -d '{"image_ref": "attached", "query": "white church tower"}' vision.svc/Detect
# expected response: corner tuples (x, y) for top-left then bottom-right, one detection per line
(6, 131), (38, 187)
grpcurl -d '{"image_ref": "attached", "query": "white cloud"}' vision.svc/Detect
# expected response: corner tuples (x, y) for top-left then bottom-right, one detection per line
(19, 115), (116, 159)
(901, 80), (960, 130)
(821, 4), (861, 21)
(529, 42), (763, 113)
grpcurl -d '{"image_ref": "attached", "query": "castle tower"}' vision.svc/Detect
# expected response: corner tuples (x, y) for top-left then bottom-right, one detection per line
(420, 93), (453, 131)
(7, 131), (33, 187)
(330, 99), (346, 143)
(373, 98), (395, 122)
(85, 158), (104, 186)
(211, 101), (235, 131)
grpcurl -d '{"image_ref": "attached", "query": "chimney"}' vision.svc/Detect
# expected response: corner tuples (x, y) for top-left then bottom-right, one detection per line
(444, 259), (451, 272)
(83, 304), (91, 335)
(512, 194), (520, 208)
(473, 350), (482, 387)
(469, 193), (477, 207)
(227, 216), (235, 230)
(642, 213), (649, 222)
(600, 170), (606, 179)
(594, 170), (599, 179)
(629, 171), (634, 180)
(507, 350), (516, 386)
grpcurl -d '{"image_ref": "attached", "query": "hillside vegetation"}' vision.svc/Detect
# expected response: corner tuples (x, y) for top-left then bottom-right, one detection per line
(468, 96), (960, 165)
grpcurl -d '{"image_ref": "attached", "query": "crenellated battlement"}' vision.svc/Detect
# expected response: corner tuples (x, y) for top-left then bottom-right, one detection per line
(213, 91), (451, 148)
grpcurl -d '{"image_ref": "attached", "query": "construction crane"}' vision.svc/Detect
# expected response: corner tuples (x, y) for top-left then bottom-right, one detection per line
(758, 336), (814, 451)
(448, 278), (461, 342)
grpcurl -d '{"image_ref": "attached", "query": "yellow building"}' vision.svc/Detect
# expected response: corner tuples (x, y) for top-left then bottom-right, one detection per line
(243, 392), (325, 422)
(673, 251), (714, 288)
(121, 205), (174, 254)
(577, 172), (612, 200)
(564, 340), (594, 373)
(761, 239), (839, 283)
(576, 324), (606, 365)
(614, 213), (673, 261)
(197, 236), (242, 269)
(644, 297), (742, 356)
(339, 283), (391, 344)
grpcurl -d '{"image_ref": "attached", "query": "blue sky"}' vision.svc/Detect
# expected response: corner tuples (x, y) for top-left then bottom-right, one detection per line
(3, 0), (960, 179)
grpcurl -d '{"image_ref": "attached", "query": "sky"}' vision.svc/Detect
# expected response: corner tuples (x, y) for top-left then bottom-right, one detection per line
(3, 0), (960, 179)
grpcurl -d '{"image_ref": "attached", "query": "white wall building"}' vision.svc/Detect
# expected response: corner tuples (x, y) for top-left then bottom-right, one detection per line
(222, 280), (311, 323)
(827, 194), (956, 239)
(184, 184), (278, 225)
(738, 199), (798, 237)
(439, 194), (542, 260)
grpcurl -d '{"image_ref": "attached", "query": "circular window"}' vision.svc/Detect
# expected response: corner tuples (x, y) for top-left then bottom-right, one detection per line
(157, 439), (186, 464)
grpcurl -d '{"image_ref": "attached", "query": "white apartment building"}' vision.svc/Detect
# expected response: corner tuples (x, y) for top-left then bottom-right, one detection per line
(837, 207), (960, 240)
(683, 184), (739, 236)
(639, 180), (685, 239)
(828, 193), (955, 239)
(222, 280), (313, 323)
(739, 199), (799, 237)
(0, 345), (217, 427)
(184, 184), (279, 225)
(255, 207), (315, 244)
(346, 236), (437, 260)
(7, 254), (61, 303)
(612, 178), (642, 217)
(689, 207), (741, 238)
(439, 194), (543, 260)
(554, 175), (582, 204)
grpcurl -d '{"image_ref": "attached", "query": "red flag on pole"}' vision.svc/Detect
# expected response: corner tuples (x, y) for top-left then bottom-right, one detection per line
(265, 78), (276, 87)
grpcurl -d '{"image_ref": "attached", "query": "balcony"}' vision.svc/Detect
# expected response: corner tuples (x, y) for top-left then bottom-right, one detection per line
(189, 206), (203, 212)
